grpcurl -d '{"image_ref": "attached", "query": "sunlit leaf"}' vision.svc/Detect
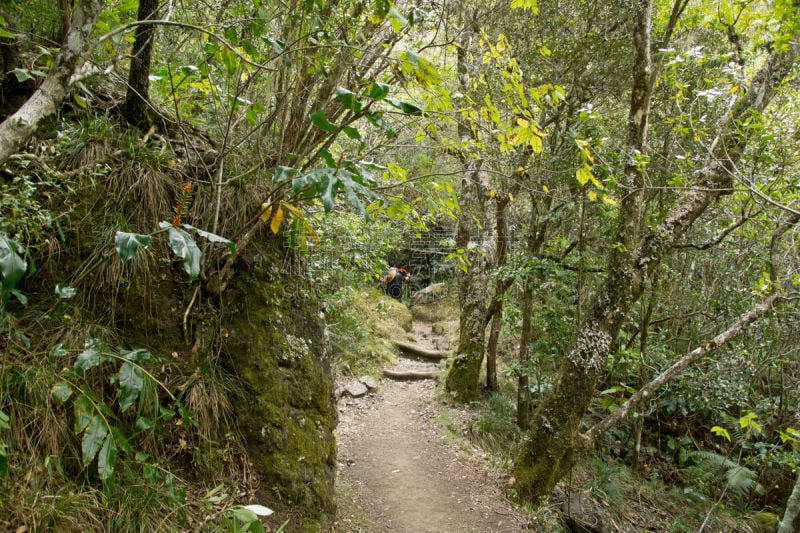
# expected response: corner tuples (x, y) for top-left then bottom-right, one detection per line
(270, 207), (285, 234)
(710, 426), (731, 442)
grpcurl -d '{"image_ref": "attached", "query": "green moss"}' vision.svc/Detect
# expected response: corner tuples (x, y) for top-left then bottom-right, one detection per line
(223, 270), (337, 524)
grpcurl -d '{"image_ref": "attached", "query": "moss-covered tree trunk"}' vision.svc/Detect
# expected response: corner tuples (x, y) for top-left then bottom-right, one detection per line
(445, 159), (491, 401)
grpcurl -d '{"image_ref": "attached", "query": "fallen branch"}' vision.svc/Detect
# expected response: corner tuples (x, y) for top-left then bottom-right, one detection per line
(382, 369), (438, 380)
(393, 340), (449, 360)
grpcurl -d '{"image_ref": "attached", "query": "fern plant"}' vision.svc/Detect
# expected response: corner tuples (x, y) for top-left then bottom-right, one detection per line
(685, 449), (765, 497)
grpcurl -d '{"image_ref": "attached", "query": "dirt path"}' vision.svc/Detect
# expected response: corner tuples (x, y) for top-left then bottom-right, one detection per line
(334, 319), (531, 532)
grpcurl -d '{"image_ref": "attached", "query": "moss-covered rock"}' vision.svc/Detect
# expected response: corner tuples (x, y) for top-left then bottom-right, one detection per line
(222, 262), (337, 525)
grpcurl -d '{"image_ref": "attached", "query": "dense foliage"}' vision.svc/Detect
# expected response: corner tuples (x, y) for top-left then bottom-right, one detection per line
(0, 0), (799, 530)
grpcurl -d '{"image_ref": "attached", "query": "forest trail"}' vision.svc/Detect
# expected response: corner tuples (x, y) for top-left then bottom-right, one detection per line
(334, 307), (531, 532)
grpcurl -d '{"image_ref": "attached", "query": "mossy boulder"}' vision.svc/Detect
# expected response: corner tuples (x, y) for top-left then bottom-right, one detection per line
(222, 267), (337, 524)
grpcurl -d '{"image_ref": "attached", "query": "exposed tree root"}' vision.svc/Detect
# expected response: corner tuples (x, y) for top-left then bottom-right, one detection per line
(382, 369), (438, 380)
(393, 340), (449, 360)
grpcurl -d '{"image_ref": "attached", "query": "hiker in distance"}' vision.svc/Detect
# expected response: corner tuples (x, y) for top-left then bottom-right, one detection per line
(380, 263), (411, 301)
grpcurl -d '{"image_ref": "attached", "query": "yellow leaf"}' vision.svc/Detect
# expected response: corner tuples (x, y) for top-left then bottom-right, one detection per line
(270, 207), (284, 234)
(529, 134), (542, 154)
(576, 166), (591, 186)
(588, 191), (597, 201)
(508, 193), (514, 202)
(260, 205), (272, 224)
(488, 190), (497, 199)
(516, 117), (529, 128)
(730, 85), (739, 94)
(602, 195), (618, 205)
(304, 220), (319, 243)
(280, 202), (304, 217)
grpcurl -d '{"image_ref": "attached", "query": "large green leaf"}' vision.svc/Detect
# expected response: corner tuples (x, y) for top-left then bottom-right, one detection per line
(118, 362), (143, 411)
(272, 166), (297, 184)
(367, 82), (391, 101)
(159, 222), (201, 280)
(335, 87), (362, 113)
(82, 414), (108, 465)
(119, 371), (145, 410)
(51, 382), (73, 404)
(292, 168), (377, 216)
(97, 433), (116, 480)
(0, 232), (26, 293)
(181, 224), (236, 256)
(74, 338), (110, 373)
(114, 231), (151, 263)
(310, 109), (338, 132)
(385, 97), (423, 115)
(74, 394), (93, 433)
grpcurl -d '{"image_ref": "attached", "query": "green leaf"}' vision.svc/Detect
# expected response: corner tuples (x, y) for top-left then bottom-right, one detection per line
(292, 168), (377, 217)
(51, 382), (73, 404)
(233, 508), (259, 524)
(310, 109), (338, 132)
(9, 68), (34, 83)
(342, 126), (361, 140)
(74, 395), (93, 433)
(115, 231), (151, 263)
(55, 283), (77, 299)
(366, 111), (396, 138)
(82, 414), (108, 465)
(335, 87), (362, 113)
(159, 223), (201, 281)
(74, 338), (110, 373)
(272, 166), (296, 184)
(111, 425), (131, 454)
(135, 416), (154, 432)
(385, 97), (423, 115)
(367, 82), (390, 101)
(387, 6), (408, 31)
(120, 348), (152, 362)
(50, 343), (68, 357)
(710, 426), (731, 442)
(118, 362), (144, 411)
(97, 433), (116, 480)
(262, 36), (286, 55)
(0, 232), (27, 293)
(181, 224), (236, 256)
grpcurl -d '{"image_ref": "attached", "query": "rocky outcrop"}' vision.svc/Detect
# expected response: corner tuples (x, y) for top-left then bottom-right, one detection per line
(222, 248), (337, 528)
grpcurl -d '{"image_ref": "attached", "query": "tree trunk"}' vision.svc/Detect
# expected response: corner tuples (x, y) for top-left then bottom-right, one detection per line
(445, 160), (491, 401)
(779, 466), (800, 533)
(511, 3), (799, 505)
(516, 275), (533, 431)
(121, 0), (159, 127)
(444, 19), (493, 402)
(485, 196), (511, 392)
(0, 0), (103, 167)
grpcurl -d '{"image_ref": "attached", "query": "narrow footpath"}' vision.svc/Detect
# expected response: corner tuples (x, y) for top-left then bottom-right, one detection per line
(334, 314), (531, 532)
